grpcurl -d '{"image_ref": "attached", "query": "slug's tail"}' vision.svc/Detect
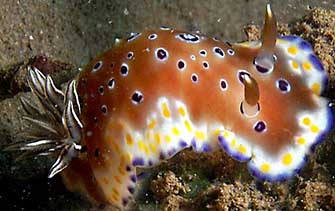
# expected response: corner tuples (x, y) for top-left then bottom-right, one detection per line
(4, 67), (83, 178)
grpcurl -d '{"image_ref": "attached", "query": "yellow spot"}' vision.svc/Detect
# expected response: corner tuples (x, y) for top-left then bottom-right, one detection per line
(172, 127), (180, 136)
(195, 130), (205, 141)
(302, 61), (312, 71)
(148, 119), (156, 129)
(121, 153), (131, 165)
(162, 102), (171, 118)
(146, 131), (151, 140)
(302, 117), (311, 126)
(126, 133), (133, 146)
(297, 137), (306, 145)
(165, 135), (171, 143)
(112, 188), (119, 196)
(310, 125), (319, 133)
(154, 133), (161, 144)
(230, 138), (237, 148)
(260, 163), (271, 173)
(138, 140), (145, 150)
(111, 194), (118, 202)
(111, 141), (120, 154)
(118, 166), (126, 176)
(214, 129), (222, 136)
(223, 131), (230, 138)
(113, 175), (122, 184)
(292, 60), (299, 69)
(238, 145), (247, 154)
(138, 140), (149, 155)
(312, 83), (320, 95)
(184, 120), (193, 132)
(288, 46), (297, 55)
(282, 153), (293, 166)
(178, 107), (186, 117)
(126, 152), (132, 162)
(149, 143), (157, 153)
(102, 177), (110, 185)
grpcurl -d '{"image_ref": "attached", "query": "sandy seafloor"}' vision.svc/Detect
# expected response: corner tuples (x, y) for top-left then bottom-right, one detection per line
(0, 0), (335, 210)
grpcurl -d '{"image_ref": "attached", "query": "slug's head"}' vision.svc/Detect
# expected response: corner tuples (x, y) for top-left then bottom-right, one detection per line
(4, 67), (84, 178)
(4, 67), (113, 207)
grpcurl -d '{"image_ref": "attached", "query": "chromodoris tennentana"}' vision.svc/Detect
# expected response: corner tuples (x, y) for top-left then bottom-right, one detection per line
(5, 4), (333, 210)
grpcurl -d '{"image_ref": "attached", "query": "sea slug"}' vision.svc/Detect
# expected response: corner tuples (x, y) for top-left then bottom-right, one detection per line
(5, 4), (333, 210)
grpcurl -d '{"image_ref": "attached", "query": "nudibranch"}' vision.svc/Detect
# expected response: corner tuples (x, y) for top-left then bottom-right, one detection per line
(5, 4), (333, 210)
